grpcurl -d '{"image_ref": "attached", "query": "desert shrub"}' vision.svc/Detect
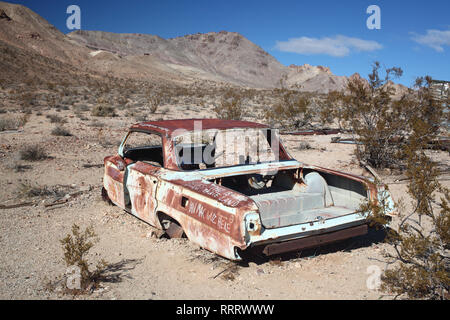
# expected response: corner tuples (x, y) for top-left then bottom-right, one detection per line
(319, 90), (345, 129)
(213, 90), (244, 120)
(18, 182), (63, 198)
(55, 104), (70, 111)
(51, 126), (72, 136)
(147, 92), (162, 114)
(264, 90), (311, 129)
(46, 114), (67, 124)
(19, 92), (35, 113)
(340, 63), (404, 168)
(328, 62), (443, 169)
(60, 224), (108, 293)
(297, 141), (312, 150)
(365, 150), (449, 299)
(0, 114), (28, 131)
(19, 145), (48, 161)
(91, 105), (116, 117)
(357, 68), (449, 298)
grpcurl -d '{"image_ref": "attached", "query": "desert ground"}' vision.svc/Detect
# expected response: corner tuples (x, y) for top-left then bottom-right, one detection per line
(1, 102), (448, 300)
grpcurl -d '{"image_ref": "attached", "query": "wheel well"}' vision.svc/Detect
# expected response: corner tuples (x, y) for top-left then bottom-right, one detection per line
(156, 211), (185, 239)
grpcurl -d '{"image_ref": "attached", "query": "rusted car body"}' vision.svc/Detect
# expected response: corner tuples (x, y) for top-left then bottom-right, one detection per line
(103, 119), (394, 260)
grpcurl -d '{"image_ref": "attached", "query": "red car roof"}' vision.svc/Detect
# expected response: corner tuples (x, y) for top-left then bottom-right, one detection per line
(130, 119), (270, 137)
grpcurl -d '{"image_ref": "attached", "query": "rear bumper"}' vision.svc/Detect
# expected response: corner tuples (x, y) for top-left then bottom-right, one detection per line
(247, 211), (367, 244)
(261, 224), (368, 256)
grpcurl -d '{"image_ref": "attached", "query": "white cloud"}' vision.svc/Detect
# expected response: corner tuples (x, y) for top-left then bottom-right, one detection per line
(275, 35), (383, 57)
(411, 29), (450, 52)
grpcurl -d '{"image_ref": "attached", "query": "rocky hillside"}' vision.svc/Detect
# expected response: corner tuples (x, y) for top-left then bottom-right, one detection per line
(286, 64), (349, 93)
(68, 30), (287, 88)
(0, 1), (90, 65)
(0, 1), (406, 94)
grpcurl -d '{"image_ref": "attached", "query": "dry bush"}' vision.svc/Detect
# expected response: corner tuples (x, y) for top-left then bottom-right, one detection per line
(340, 63), (404, 168)
(213, 90), (244, 120)
(51, 126), (72, 136)
(297, 141), (313, 150)
(355, 65), (449, 299)
(17, 182), (64, 198)
(19, 145), (48, 161)
(60, 224), (108, 294)
(365, 151), (449, 299)
(147, 92), (162, 114)
(0, 114), (28, 131)
(91, 105), (117, 117)
(319, 90), (345, 129)
(264, 90), (311, 129)
(19, 92), (35, 114)
(46, 114), (67, 124)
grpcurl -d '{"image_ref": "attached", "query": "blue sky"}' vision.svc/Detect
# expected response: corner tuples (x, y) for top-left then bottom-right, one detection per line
(8, 0), (450, 86)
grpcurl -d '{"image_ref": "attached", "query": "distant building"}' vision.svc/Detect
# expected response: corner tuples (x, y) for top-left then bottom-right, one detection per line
(431, 79), (449, 102)
(431, 80), (449, 130)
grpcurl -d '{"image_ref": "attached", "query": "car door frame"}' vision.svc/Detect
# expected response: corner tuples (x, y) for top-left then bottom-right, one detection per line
(118, 130), (165, 226)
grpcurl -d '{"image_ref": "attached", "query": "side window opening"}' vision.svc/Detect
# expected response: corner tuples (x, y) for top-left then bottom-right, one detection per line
(122, 131), (164, 167)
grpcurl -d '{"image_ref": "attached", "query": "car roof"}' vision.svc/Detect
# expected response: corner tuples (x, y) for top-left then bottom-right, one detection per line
(129, 119), (270, 137)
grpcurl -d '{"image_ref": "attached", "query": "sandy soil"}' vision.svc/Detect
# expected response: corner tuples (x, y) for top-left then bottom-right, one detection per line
(0, 106), (448, 300)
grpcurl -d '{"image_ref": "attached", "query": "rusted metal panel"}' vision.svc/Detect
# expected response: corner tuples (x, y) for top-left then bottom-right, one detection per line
(154, 185), (247, 260)
(163, 134), (180, 171)
(158, 179), (247, 243)
(130, 119), (269, 137)
(126, 162), (160, 226)
(170, 179), (255, 209)
(262, 224), (368, 256)
(103, 156), (126, 208)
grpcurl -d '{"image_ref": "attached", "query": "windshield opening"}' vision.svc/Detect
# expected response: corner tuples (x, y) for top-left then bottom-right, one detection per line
(173, 128), (283, 171)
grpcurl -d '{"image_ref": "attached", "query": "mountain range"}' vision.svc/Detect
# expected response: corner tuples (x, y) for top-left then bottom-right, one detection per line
(0, 1), (407, 94)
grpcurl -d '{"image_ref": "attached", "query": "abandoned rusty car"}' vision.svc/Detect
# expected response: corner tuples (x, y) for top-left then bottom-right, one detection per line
(102, 119), (394, 260)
